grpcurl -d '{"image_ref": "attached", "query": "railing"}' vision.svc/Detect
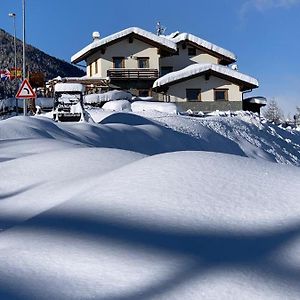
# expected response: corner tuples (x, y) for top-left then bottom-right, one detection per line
(107, 68), (159, 80)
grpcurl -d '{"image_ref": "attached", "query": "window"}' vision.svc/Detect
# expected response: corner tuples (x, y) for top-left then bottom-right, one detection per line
(113, 57), (125, 68)
(160, 66), (173, 76)
(94, 60), (98, 74)
(188, 47), (196, 56)
(214, 89), (228, 101)
(186, 89), (201, 101)
(89, 64), (92, 77)
(137, 57), (149, 68)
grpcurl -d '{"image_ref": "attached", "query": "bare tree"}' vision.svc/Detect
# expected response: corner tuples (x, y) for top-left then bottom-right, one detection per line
(262, 99), (284, 124)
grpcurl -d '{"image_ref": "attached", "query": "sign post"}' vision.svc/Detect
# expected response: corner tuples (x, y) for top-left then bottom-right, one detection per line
(22, 0), (26, 116)
(16, 78), (36, 115)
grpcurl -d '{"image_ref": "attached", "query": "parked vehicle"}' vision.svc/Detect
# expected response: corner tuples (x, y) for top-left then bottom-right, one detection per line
(53, 83), (86, 122)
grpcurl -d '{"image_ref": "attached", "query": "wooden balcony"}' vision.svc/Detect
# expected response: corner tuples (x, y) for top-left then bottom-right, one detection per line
(107, 68), (159, 80)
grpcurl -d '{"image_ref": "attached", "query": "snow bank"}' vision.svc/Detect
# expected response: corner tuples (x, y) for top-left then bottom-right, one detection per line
(0, 150), (300, 299)
(84, 95), (178, 115)
(142, 111), (300, 166)
(1, 111), (300, 299)
(85, 108), (115, 123)
(131, 101), (178, 114)
(83, 93), (100, 104)
(102, 100), (132, 112)
(84, 90), (132, 104)
(153, 63), (259, 88)
(0, 115), (209, 155)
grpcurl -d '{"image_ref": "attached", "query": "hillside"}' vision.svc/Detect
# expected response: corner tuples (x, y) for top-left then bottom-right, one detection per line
(0, 28), (85, 97)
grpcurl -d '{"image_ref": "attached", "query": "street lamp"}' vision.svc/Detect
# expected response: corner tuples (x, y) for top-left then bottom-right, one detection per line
(8, 12), (18, 115)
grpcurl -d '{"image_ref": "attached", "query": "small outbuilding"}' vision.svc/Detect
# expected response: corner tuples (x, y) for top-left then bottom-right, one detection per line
(152, 63), (259, 112)
(243, 96), (267, 114)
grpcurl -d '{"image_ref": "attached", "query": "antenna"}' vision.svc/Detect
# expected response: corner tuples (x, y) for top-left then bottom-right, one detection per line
(156, 21), (166, 36)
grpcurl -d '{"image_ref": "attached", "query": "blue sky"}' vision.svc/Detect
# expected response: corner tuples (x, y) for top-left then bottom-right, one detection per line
(1, 0), (300, 115)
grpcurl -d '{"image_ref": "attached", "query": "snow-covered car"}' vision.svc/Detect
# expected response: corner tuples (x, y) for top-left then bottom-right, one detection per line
(53, 83), (86, 122)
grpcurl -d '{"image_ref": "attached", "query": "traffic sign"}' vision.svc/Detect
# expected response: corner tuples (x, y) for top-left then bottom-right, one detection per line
(16, 78), (36, 99)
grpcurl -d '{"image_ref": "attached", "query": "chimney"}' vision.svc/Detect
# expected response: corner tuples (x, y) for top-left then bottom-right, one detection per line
(92, 31), (100, 41)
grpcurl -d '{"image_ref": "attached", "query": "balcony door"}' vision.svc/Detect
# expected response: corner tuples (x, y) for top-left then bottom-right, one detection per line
(137, 57), (149, 68)
(113, 57), (125, 68)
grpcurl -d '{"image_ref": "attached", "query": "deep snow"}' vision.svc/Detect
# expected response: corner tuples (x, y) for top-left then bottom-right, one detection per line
(0, 111), (300, 299)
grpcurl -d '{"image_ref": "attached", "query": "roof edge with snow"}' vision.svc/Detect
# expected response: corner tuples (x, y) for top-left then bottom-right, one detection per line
(153, 63), (259, 91)
(71, 27), (177, 64)
(170, 33), (237, 63)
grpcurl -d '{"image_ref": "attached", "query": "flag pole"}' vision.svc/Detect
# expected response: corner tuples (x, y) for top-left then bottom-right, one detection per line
(8, 12), (18, 115)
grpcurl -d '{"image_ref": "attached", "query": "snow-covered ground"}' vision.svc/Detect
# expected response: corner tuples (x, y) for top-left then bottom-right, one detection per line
(0, 110), (300, 299)
(137, 111), (300, 166)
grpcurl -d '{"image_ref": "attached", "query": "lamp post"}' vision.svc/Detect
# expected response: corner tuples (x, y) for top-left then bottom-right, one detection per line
(8, 12), (18, 115)
(22, 0), (26, 116)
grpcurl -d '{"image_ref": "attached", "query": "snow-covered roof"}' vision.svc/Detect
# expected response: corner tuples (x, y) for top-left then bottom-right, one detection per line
(54, 83), (85, 93)
(243, 96), (267, 105)
(169, 33), (237, 62)
(71, 27), (177, 64)
(153, 63), (259, 89)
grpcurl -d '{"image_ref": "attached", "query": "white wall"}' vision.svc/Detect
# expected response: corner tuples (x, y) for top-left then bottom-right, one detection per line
(160, 42), (219, 72)
(165, 75), (242, 102)
(86, 38), (160, 77)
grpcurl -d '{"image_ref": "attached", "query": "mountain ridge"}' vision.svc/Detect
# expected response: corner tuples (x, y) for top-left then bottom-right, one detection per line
(0, 28), (85, 97)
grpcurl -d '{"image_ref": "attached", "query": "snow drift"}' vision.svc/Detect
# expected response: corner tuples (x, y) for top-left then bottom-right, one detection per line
(84, 90), (132, 104)
(0, 150), (300, 299)
(0, 111), (300, 299)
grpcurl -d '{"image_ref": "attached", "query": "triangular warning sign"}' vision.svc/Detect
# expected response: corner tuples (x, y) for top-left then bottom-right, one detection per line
(16, 79), (36, 99)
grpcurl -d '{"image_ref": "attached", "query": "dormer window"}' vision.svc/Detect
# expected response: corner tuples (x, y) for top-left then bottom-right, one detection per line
(188, 47), (196, 56)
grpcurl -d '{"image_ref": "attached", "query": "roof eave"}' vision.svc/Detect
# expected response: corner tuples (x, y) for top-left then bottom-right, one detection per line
(71, 31), (177, 64)
(177, 39), (237, 65)
(153, 69), (258, 91)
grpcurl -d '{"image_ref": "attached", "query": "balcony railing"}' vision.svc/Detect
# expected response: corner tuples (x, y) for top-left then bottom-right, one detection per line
(107, 68), (159, 80)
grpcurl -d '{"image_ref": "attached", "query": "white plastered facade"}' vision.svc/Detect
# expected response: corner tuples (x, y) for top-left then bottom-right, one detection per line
(165, 75), (241, 102)
(86, 38), (160, 77)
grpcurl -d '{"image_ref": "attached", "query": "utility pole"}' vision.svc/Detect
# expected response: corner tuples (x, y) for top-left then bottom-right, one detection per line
(8, 12), (18, 115)
(22, 0), (27, 116)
